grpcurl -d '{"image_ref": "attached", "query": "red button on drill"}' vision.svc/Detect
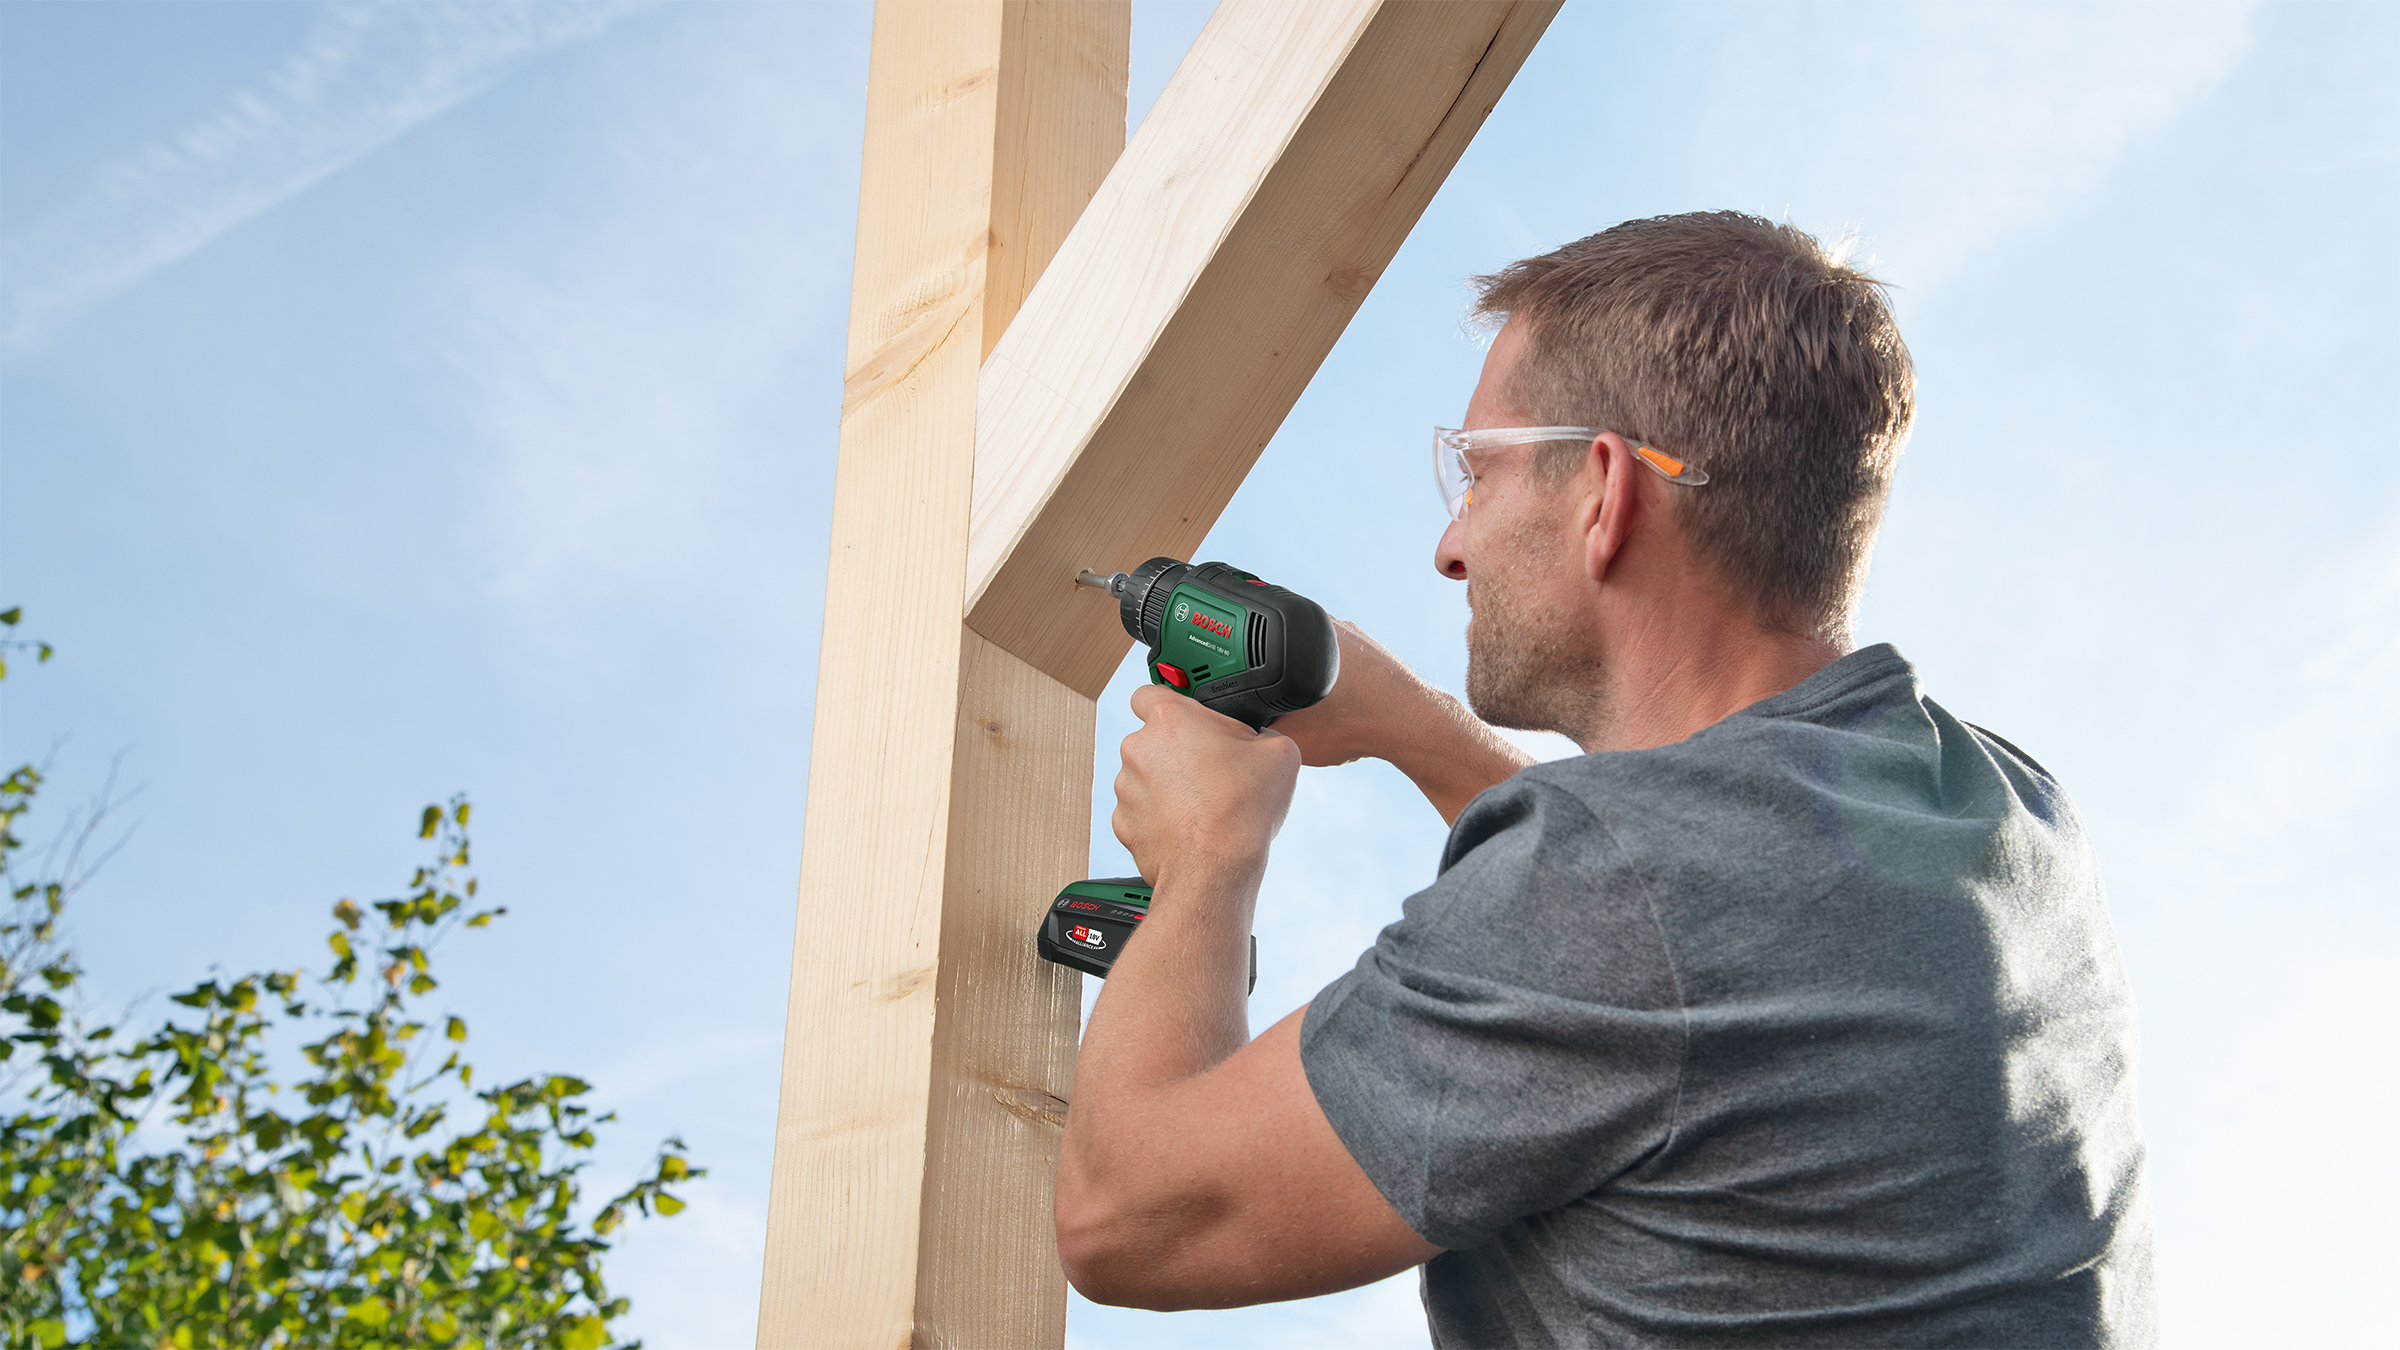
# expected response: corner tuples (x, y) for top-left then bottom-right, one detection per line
(1156, 662), (1189, 689)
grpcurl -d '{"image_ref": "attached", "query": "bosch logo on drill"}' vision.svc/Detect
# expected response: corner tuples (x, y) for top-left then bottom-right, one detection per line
(1190, 612), (1233, 637)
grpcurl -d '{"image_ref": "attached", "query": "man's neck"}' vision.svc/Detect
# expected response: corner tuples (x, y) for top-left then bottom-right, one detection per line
(1571, 613), (1848, 754)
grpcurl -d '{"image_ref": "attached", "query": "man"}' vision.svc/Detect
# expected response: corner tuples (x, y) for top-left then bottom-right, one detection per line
(1055, 212), (2154, 1346)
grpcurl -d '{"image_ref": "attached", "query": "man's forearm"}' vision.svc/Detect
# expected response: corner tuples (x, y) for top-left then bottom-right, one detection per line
(1273, 621), (1536, 824)
(1057, 691), (1443, 1308)
(1382, 686), (1537, 825)
(1057, 852), (1265, 1272)
(1076, 853), (1263, 1087)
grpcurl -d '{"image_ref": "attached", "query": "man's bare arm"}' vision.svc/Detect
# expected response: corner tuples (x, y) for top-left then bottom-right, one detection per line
(1057, 689), (1440, 1308)
(1273, 619), (1533, 825)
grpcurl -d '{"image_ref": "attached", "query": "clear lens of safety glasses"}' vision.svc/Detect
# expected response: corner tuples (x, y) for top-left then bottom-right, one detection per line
(1432, 431), (1477, 519)
(1432, 425), (1709, 520)
(1434, 426), (1596, 520)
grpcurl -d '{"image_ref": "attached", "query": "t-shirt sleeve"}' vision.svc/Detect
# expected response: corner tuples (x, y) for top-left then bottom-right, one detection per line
(1300, 774), (1687, 1252)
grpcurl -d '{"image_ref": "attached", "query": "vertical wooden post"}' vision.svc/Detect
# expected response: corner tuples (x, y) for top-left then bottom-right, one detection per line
(762, 3), (1557, 1342)
(755, 4), (1125, 1346)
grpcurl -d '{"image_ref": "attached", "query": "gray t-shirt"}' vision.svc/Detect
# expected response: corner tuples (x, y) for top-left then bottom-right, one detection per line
(1301, 645), (2154, 1347)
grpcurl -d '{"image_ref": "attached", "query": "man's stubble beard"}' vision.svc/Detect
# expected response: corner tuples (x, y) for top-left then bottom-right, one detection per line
(1463, 511), (1604, 739)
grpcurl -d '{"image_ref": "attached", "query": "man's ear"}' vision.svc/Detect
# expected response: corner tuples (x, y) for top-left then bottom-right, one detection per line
(1582, 432), (1639, 584)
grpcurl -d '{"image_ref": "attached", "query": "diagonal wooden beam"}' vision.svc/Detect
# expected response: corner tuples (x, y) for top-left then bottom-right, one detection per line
(969, 0), (1561, 695)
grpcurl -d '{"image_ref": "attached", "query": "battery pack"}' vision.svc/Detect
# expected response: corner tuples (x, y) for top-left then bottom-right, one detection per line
(1035, 877), (1255, 994)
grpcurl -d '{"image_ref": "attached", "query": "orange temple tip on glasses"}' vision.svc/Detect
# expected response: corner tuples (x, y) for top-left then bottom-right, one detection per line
(1635, 446), (1685, 476)
(1633, 445), (1708, 485)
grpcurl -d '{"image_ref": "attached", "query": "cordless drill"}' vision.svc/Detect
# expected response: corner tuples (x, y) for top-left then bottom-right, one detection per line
(1034, 558), (1340, 991)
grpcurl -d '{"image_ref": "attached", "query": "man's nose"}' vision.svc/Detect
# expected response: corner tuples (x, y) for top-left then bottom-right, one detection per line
(1434, 516), (1468, 580)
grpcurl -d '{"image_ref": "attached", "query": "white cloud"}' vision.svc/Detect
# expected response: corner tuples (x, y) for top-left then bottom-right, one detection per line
(2180, 516), (2400, 902)
(2113, 509), (2400, 1346)
(1683, 0), (2262, 286)
(0, 0), (649, 354)
(421, 5), (857, 622)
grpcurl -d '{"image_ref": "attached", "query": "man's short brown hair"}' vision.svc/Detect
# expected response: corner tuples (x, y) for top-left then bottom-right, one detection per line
(1470, 211), (1915, 640)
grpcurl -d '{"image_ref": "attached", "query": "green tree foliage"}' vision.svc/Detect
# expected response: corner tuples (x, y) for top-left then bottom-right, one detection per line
(0, 610), (699, 1348)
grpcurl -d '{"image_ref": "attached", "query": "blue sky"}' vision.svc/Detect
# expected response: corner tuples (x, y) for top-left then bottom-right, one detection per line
(2, 2), (2393, 1346)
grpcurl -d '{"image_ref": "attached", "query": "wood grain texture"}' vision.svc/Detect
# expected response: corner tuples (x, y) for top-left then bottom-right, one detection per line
(985, 1), (1130, 359)
(757, 4), (1123, 1346)
(912, 627), (1092, 1347)
(966, 0), (1561, 696)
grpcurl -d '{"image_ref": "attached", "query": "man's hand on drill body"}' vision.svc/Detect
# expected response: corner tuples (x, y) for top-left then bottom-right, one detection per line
(1272, 619), (1537, 825)
(1112, 683), (1300, 887)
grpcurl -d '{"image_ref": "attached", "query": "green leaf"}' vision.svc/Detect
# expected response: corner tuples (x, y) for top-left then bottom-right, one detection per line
(0, 757), (703, 1343)
(419, 804), (441, 839)
(0, 606), (19, 624)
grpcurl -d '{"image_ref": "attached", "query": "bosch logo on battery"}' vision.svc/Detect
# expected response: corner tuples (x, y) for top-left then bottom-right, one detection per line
(1068, 924), (1107, 950)
(1190, 612), (1232, 637)
(1066, 900), (1100, 912)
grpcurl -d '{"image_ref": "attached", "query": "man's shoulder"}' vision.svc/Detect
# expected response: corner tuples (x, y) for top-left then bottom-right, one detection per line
(1456, 642), (2091, 915)
(1502, 643), (1930, 806)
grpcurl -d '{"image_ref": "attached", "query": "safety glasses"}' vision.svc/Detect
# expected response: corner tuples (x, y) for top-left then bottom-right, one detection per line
(1433, 425), (1709, 520)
